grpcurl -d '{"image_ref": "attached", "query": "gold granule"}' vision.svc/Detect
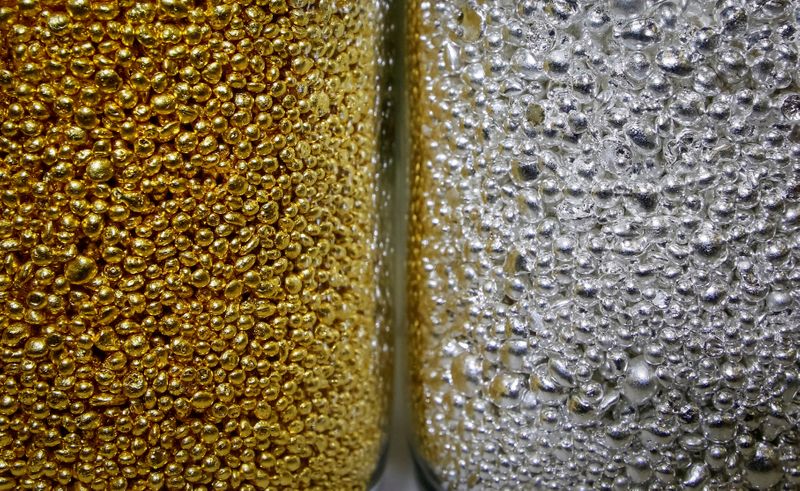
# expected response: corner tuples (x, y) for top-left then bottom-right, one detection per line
(64, 255), (99, 285)
(0, 0), (389, 488)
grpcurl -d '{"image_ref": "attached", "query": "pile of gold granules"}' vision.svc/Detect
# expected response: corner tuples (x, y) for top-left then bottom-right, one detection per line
(0, 0), (390, 489)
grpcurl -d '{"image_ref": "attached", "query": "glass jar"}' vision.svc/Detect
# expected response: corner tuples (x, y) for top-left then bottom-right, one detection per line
(408, 1), (800, 489)
(0, 0), (392, 489)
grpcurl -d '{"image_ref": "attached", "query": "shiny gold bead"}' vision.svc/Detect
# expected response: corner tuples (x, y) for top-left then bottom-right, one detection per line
(64, 256), (98, 284)
(47, 13), (71, 34)
(74, 107), (99, 129)
(151, 94), (176, 115)
(190, 391), (214, 410)
(122, 373), (146, 399)
(66, 0), (91, 19)
(86, 158), (114, 182)
(95, 69), (122, 92)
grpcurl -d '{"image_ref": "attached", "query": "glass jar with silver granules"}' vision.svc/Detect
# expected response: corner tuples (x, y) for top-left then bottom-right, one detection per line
(408, 1), (800, 489)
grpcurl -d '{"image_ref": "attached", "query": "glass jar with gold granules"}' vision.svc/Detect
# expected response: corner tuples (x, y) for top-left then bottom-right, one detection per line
(0, 0), (393, 488)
